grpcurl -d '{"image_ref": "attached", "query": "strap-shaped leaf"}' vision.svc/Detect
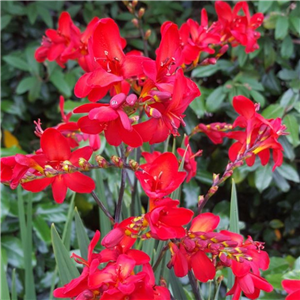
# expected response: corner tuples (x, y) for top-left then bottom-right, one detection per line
(74, 207), (90, 260)
(51, 224), (80, 286)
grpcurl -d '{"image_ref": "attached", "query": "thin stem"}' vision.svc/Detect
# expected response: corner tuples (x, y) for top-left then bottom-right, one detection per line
(91, 191), (115, 224)
(188, 271), (202, 300)
(153, 244), (169, 272)
(115, 144), (126, 223)
(198, 144), (259, 213)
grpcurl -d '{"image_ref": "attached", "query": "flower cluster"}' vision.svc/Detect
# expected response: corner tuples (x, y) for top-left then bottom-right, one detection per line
(54, 231), (170, 300)
(0, 2), (286, 300)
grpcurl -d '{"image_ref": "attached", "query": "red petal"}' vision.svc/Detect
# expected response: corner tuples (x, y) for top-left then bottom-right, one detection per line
(87, 67), (123, 87)
(92, 18), (125, 62)
(74, 73), (93, 98)
(89, 106), (119, 122)
(52, 175), (68, 204)
(69, 146), (93, 166)
(282, 279), (300, 294)
(190, 212), (220, 232)
(233, 96), (255, 120)
(229, 142), (243, 162)
(63, 172), (95, 193)
(22, 177), (53, 192)
(78, 116), (105, 134)
(191, 251), (215, 282)
(41, 128), (71, 161)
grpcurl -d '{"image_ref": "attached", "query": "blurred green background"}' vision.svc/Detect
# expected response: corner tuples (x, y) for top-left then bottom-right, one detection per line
(1, 1), (300, 299)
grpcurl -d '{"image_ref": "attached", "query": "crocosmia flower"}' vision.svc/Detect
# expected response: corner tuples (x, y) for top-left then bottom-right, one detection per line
(20, 128), (95, 203)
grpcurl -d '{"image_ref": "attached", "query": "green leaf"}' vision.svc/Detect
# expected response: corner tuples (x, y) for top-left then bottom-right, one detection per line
(93, 168), (111, 237)
(1, 15), (12, 31)
(24, 194), (36, 300)
(192, 64), (220, 78)
(74, 207), (90, 260)
(264, 39), (276, 69)
(250, 90), (266, 107)
(261, 104), (284, 119)
(36, 5), (53, 28)
(266, 273), (284, 290)
(227, 180), (239, 294)
(254, 165), (273, 192)
(1, 236), (24, 269)
(283, 114), (300, 147)
(3, 55), (29, 71)
(277, 163), (300, 182)
(50, 69), (72, 97)
(26, 2), (38, 24)
(33, 215), (51, 244)
(290, 16), (300, 35)
(273, 170), (290, 192)
(258, 1), (273, 13)
(28, 77), (42, 102)
(278, 69), (298, 81)
(11, 268), (17, 300)
(0, 248), (10, 300)
(67, 4), (82, 18)
(26, 46), (40, 76)
(16, 77), (36, 94)
(275, 16), (289, 40)
(51, 224), (80, 286)
(206, 86), (226, 112)
(281, 35), (294, 59)
(269, 219), (284, 229)
(237, 46), (247, 67)
(170, 269), (187, 300)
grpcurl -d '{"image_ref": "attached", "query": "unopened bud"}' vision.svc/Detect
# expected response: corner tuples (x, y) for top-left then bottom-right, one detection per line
(198, 195), (204, 206)
(95, 155), (108, 168)
(138, 7), (145, 18)
(208, 186), (218, 197)
(145, 105), (162, 118)
(219, 44), (229, 56)
(78, 158), (91, 171)
(44, 165), (56, 177)
(144, 29), (151, 40)
(62, 160), (76, 173)
(110, 93), (126, 109)
(212, 173), (219, 185)
(126, 94), (138, 106)
(111, 155), (124, 168)
(217, 275), (224, 284)
(131, 18), (139, 28)
(129, 159), (139, 171)
(132, 0), (138, 8)
(208, 58), (217, 65)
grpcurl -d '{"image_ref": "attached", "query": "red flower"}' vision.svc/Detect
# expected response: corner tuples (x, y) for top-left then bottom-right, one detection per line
(227, 273), (273, 300)
(177, 136), (202, 182)
(55, 96), (101, 150)
(75, 93), (143, 148)
(282, 279), (300, 300)
(53, 230), (101, 299)
(227, 96), (287, 170)
(74, 18), (149, 102)
(192, 122), (232, 144)
(136, 69), (200, 144)
(21, 128), (95, 203)
(145, 198), (193, 240)
(135, 152), (186, 199)
(35, 12), (81, 67)
(179, 9), (221, 65)
(214, 1), (264, 53)
(168, 213), (220, 282)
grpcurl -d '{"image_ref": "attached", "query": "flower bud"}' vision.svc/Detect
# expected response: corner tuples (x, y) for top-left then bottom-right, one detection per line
(131, 18), (139, 28)
(145, 105), (162, 118)
(132, 0), (138, 8)
(78, 158), (91, 171)
(138, 7), (145, 18)
(62, 160), (76, 173)
(110, 93), (126, 109)
(111, 155), (124, 168)
(144, 29), (151, 40)
(126, 94), (138, 106)
(95, 155), (108, 168)
(129, 159), (139, 171)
